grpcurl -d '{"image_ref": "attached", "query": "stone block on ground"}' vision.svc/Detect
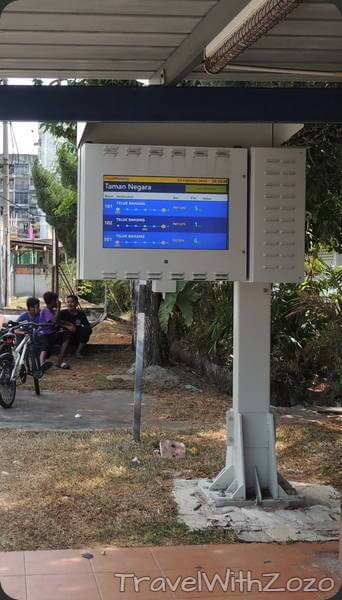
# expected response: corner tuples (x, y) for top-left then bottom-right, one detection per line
(160, 439), (186, 458)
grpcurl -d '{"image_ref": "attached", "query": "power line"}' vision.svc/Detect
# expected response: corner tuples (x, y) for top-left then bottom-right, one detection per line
(0, 190), (37, 218)
(9, 122), (20, 163)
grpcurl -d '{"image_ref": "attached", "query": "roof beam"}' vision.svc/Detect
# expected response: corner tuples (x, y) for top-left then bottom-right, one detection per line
(0, 85), (342, 122)
(150, 0), (252, 85)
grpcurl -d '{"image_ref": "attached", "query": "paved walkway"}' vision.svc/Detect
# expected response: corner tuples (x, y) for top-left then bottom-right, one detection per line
(0, 389), (165, 431)
(0, 542), (340, 599)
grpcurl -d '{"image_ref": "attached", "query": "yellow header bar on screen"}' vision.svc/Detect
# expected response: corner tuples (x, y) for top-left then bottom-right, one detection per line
(104, 175), (228, 185)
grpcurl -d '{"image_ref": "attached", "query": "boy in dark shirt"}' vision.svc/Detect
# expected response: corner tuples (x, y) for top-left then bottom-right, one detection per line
(57, 294), (100, 358)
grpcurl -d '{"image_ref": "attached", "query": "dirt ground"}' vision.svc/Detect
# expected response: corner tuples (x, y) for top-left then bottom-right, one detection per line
(1, 318), (341, 551)
(90, 317), (132, 346)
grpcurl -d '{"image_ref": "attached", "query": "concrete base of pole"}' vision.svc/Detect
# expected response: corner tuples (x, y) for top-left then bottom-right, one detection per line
(198, 409), (304, 508)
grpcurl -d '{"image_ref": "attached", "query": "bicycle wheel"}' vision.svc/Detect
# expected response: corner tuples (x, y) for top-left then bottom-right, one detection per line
(27, 347), (41, 396)
(0, 353), (16, 409)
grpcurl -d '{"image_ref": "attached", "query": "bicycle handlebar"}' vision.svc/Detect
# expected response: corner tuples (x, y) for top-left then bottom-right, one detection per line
(1, 321), (54, 333)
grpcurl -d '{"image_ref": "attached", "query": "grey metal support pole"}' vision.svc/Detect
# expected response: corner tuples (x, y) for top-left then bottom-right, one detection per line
(133, 281), (146, 442)
(2, 108), (10, 306)
(199, 282), (301, 507)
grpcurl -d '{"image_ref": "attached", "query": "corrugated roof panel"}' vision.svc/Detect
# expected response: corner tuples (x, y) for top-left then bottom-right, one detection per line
(0, 45), (172, 60)
(7, 0), (217, 16)
(0, 13), (200, 33)
(253, 35), (342, 51)
(0, 31), (186, 46)
(0, 0), (341, 81)
(0, 0), (218, 78)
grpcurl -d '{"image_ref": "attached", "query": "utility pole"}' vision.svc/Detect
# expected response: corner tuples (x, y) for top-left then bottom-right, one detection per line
(2, 80), (10, 307)
(52, 226), (59, 294)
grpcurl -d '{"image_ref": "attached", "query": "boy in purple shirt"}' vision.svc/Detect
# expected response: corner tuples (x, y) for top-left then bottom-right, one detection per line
(39, 291), (71, 369)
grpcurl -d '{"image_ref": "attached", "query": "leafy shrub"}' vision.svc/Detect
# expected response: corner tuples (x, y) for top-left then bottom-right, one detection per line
(159, 260), (342, 406)
(78, 279), (130, 316)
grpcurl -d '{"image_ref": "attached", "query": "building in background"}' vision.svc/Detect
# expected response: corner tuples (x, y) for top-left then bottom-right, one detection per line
(0, 153), (52, 240)
(318, 250), (342, 268)
(38, 127), (59, 241)
(38, 126), (58, 172)
(0, 150), (55, 299)
(10, 238), (53, 298)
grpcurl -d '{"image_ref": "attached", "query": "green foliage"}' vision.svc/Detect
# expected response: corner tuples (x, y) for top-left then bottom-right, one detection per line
(158, 282), (201, 334)
(190, 282), (234, 361)
(32, 151), (77, 257)
(159, 281), (234, 364)
(58, 142), (78, 189)
(288, 124), (342, 252)
(271, 260), (342, 404)
(40, 121), (77, 145)
(163, 262), (341, 405)
(77, 279), (130, 315)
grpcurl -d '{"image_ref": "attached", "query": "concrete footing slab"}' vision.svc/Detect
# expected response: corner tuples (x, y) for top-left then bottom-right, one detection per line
(174, 478), (341, 543)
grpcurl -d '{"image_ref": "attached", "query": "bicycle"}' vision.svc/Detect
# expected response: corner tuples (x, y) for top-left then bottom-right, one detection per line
(0, 321), (51, 409)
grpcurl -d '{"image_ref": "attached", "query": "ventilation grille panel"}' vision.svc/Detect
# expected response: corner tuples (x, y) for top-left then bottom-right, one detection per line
(147, 272), (162, 280)
(101, 272), (117, 279)
(214, 272), (229, 281)
(124, 271), (140, 280)
(249, 148), (306, 283)
(192, 272), (207, 281)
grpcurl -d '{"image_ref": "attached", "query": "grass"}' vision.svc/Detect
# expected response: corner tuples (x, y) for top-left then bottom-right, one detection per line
(0, 427), (235, 551)
(2, 318), (341, 551)
(0, 420), (340, 552)
(278, 421), (342, 491)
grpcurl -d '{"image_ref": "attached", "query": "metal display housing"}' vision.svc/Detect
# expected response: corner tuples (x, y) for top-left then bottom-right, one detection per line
(78, 143), (248, 282)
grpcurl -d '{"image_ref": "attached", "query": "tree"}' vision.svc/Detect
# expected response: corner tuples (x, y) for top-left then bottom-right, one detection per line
(32, 141), (77, 257)
(288, 123), (342, 252)
(33, 78), (167, 366)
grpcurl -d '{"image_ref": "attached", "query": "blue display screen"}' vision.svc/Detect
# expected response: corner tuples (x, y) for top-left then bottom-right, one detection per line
(103, 175), (229, 250)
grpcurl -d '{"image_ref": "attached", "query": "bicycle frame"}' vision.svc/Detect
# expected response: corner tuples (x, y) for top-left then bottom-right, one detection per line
(9, 333), (30, 382)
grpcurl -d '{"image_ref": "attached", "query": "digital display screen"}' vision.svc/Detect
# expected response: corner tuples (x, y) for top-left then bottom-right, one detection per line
(103, 176), (229, 250)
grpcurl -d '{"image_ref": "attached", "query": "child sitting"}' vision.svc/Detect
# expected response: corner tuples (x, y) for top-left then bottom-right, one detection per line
(38, 291), (71, 369)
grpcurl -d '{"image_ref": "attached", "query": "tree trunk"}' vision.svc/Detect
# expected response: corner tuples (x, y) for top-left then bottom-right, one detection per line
(143, 281), (169, 366)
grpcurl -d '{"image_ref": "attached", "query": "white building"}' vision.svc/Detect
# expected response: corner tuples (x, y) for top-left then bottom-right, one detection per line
(318, 251), (342, 268)
(38, 127), (58, 172)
